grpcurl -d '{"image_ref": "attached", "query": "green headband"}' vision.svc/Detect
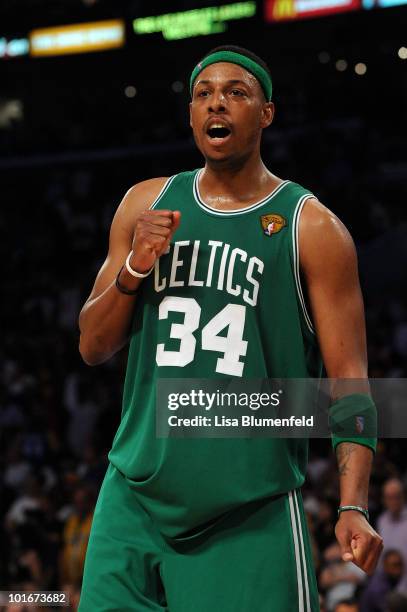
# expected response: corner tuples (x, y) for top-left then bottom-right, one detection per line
(190, 50), (272, 101)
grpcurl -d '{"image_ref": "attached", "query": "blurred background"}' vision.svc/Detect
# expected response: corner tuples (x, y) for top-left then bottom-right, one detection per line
(0, 0), (407, 610)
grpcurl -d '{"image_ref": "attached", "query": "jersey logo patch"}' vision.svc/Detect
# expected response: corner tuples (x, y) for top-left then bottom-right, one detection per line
(260, 213), (287, 236)
(355, 416), (365, 433)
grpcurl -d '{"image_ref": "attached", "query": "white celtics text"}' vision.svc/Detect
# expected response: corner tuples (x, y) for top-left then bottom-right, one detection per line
(154, 240), (264, 307)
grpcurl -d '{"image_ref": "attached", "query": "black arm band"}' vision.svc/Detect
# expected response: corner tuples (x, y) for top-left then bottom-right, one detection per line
(115, 266), (139, 296)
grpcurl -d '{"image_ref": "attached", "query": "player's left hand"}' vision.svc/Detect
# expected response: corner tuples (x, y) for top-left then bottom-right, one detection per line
(335, 510), (383, 574)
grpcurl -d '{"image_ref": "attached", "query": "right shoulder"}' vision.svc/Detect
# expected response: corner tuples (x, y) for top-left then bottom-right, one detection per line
(112, 176), (170, 231)
(121, 176), (170, 215)
(106, 176), (170, 241)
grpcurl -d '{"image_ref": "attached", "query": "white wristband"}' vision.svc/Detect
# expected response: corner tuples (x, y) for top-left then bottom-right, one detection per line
(125, 251), (154, 278)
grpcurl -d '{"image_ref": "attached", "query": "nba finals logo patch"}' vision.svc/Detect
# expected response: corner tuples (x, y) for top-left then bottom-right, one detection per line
(260, 214), (287, 236)
(355, 416), (365, 434)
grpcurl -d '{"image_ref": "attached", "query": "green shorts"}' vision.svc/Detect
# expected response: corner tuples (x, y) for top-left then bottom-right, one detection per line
(78, 463), (319, 612)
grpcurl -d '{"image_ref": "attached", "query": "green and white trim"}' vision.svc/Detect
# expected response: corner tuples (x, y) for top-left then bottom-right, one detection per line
(150, 175), (177, 210)
(288, 490), (313, 612)
(193, 168), (290, 217)
(292, 194), (315, 335)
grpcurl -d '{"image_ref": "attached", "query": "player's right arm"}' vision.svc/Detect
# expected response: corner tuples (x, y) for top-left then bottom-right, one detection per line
(78, 178), (180, 366)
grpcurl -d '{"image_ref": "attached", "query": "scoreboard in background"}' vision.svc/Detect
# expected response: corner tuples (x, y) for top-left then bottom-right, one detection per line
(265, 0), (407, 20)
(362, 0), (407, 7)
(29, 20), (125, 56)
(265, 0), (360, 21)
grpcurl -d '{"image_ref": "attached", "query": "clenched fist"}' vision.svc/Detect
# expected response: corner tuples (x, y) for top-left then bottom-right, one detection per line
(335, 510), (383, 575)
(130, 209), (181, 274)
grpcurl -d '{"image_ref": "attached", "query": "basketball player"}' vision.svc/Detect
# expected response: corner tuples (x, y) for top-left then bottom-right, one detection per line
(77, 46), (383, 611)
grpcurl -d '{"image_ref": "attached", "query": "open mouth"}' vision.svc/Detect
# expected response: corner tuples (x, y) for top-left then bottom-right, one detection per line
(206, 126), (231, 140)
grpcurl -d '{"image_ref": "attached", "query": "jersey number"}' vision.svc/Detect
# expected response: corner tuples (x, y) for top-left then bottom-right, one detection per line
(156, 296), (247, 376)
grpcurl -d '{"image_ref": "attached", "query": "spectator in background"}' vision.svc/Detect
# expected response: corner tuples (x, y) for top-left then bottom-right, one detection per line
(320, 593), (328, 612)
(334, 600), (359, 612)
(360, 549), (404, 612)
(314, 497), (337, 553)
(377, 479), (407, 591)
(60, 484), (94, 587)
(76, 442), (107, 489)
(3, 438), (31, 493)
(65, 377), (100, 458)
(385, 592), (407, 612)
(5, 474), (44, 532)
(63, 582), (81, 612)
(319, 542), (365, 611)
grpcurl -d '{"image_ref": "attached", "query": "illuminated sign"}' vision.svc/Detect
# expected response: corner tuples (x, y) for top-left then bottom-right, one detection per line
(133, 2), (256, 40)
(265, 0), (360, 20)
(0, 37), (29, 58)
(362, 0), (407, 8)
(30, 19), (125, 56)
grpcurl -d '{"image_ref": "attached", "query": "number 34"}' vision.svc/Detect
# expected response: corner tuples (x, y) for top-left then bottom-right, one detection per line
(156, 296), (248, 377)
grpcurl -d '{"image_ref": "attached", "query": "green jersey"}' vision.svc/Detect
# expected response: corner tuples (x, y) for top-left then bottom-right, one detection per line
(108, 169), (322, 538)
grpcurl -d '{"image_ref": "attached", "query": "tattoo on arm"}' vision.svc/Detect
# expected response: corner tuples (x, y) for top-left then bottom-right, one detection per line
(337, 442), (358, 476)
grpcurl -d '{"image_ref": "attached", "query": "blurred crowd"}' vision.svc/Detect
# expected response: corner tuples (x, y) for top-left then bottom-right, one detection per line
(1, 111), (407, 612)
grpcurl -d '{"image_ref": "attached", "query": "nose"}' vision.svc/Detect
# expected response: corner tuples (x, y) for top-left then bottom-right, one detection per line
(208, 89), (227, 114)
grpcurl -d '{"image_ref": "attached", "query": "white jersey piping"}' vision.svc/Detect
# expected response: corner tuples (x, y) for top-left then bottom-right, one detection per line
(193, 168), (290, 216)
(150, 175), (176, 210)
(294, 490), (311, 612)
(292, 194), (315, 335)
(289, 491), (305, 612)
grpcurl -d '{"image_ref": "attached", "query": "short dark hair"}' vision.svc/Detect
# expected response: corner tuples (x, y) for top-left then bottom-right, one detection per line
(383, 549), (403, 561)
(202, 45), (271, 79)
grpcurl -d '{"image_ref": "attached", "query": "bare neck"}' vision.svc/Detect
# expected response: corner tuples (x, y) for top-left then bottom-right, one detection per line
(200, 156), (281, 208)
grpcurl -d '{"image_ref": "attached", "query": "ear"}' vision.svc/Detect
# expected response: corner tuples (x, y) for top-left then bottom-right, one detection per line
(189, 101), (193, 129)
(260, 102), (275, 129)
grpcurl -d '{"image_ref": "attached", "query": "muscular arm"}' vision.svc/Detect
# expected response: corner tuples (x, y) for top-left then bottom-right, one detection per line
(299, 199), (370, 498)
(78, 177), (168, 366)
(300, 198), (382, 573)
